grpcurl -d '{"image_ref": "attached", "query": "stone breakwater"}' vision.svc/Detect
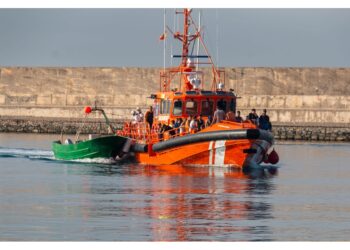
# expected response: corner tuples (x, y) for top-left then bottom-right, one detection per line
(1, 67), (350, 124)
(273, 124), (350, 141)
(1, 117), (349, 142)
(0, 117), (123, 135)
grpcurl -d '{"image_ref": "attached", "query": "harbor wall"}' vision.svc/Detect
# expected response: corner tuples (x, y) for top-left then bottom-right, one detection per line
(1, 67), (350, 125)
(1, 117), (349, 142)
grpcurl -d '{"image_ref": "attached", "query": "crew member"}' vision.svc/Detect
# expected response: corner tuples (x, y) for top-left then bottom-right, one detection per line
(247, 108), (259, 125)
(197, 115), (205, 131)
(235, 110), (243, 122)
(189, 116), (198, 133)
(144, 106), (154, 132)
(206, 115), (213, 127)
(131, 110), (138, 124)
(136, 107), (144, 123)
(226, 109), (236, 121)
(212, 104), (225, 124)
(259, 109), (272, 131)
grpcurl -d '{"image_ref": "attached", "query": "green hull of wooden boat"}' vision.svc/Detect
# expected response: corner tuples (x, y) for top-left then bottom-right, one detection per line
(52, 135), (128, 160)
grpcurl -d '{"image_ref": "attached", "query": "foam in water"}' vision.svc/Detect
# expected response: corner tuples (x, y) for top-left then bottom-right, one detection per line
(0, 147), (117, 164)
(0, 147), (54, 159)
(71, 157), (117, 164)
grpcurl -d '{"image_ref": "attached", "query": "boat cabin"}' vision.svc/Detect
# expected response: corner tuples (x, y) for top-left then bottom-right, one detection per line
(152, 89), (237, 124)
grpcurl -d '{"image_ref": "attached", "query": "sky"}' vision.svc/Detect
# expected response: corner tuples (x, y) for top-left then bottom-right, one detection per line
(0, 8), (349, 67)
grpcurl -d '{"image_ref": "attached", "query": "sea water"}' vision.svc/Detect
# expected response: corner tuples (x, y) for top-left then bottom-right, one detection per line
(0, 133), (350, 241)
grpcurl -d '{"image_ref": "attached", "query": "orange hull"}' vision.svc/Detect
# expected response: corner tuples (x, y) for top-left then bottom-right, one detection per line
(133, 121), (273, 169)
(135, 140), (252, 167)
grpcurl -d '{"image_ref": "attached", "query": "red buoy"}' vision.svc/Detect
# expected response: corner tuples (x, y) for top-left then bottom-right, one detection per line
(84, 106), (92, 114)
(268, 148), (279, 165)
(263, 155), (269, 164)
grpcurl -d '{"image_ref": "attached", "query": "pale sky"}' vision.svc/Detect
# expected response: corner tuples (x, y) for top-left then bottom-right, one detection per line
(0, 9), (349, 67)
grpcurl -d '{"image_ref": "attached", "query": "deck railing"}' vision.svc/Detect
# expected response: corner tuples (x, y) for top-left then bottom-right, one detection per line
(117, 121), (192, 143)
(116, 119), (256, 144)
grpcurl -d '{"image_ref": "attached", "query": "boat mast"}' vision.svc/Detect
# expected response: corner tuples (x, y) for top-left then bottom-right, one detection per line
(173, 9), (197, 67)
(181, 8), (190, 67)
(196, 10), (201, 71)
(163, 9), (222, 92)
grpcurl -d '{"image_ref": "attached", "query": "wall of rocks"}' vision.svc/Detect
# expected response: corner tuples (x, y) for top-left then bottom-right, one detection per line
(0, 117), (122, 134)
(1, 117), (349, 142)
(273, 125), (350, 141)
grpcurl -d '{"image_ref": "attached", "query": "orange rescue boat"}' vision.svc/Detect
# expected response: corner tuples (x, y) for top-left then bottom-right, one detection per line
(117, 9), (279, 170)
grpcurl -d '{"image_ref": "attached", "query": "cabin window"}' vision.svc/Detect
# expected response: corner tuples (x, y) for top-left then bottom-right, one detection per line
(165, 100), (170, 114)
(173, 100), (183, 116)
(229, 98), (236, 112)
(201, 100), (214, 116)
(160, 99), (171, 114)
(166, 100), (171, 114)
(185, 100), (198, 115)
(154, 103), (159, 116)
(217, 99), (227, 112)
(160, 100), (165, 114)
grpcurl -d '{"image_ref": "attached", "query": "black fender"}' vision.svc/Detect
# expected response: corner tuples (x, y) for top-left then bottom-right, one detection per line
(131, 129), (274, 153)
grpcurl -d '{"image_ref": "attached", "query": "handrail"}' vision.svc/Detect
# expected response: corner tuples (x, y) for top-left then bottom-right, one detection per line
(117, 118), (260, 144)
(118, 121), (192, 144)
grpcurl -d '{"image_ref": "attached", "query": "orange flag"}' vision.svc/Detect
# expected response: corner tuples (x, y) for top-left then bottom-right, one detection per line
(159, 32), (167, 41)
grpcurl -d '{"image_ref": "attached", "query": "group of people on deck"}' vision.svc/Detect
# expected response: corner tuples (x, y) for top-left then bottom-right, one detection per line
(130, 105), (272, 140)
(156, 115), (205, 139)
(246, 108), (272, 131)
(211, 104), (272, 131)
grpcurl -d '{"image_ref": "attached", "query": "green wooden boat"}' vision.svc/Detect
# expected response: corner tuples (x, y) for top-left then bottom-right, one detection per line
(52, 135), (128, 160)
(52, 106), (129, 160)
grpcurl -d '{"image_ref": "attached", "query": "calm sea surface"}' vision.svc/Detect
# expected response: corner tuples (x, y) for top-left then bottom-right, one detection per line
(0, 133), (350, 241)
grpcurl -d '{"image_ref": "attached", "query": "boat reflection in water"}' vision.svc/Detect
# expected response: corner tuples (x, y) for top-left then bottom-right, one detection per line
(121, 164), (277, 241)
(56, 161), (277, 240)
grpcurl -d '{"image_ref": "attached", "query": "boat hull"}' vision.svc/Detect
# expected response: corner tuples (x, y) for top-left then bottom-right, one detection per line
(52, 135), (128, 160)
(133, 128), (274, 169)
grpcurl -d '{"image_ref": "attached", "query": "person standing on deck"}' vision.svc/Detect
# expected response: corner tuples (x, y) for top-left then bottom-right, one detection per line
(197, 115), (205, 131)
(235, 110), (243, 123)
(189, 116), (198, 133)
(136, 107), (144, 123)
(205, 115), (213, 127)
(156, 122), (163, 140)
(169, 120), (177, 136)
(144, 106), (154, 132)
(247, 108), (259, 125)
(131, 110), (138, 125)
(185, 116), (192, 133)
(212, 104), (225, 124)
(225, 109), (236, 121)
(259, 109), (272, 131)
(180, 118), (186, 135)
(174, 118), (182, 135)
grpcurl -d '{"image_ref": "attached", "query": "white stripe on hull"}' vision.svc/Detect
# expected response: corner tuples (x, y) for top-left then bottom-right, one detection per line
(208, 140), (226, 166)
(208, 141), (214, 165)
(214, 140), (226, 166)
